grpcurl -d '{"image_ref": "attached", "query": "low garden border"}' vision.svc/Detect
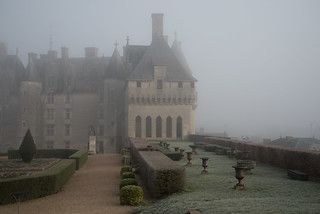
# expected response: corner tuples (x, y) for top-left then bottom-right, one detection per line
(0, 159), (76, 204)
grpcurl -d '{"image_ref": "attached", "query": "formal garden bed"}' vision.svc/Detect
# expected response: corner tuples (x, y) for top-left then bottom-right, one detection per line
(134, 141), (320, 214)
(0, 159), (76, 204)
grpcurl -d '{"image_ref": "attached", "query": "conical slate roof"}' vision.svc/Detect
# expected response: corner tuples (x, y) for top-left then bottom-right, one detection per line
(105, 47), (126, 79)
(128, 36), (196, 81)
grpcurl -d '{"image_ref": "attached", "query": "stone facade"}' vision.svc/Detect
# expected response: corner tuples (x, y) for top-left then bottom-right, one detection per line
(0, 14), (197, 153)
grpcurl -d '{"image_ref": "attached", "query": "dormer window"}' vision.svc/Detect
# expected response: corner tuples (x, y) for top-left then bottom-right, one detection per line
(157, 80), (163, 89)
(178, 81), (183, 88)
(137, 81), (141, 88)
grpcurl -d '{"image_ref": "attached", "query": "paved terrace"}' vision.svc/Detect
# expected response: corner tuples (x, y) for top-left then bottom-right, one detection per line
(137, 141), (320, 214)
(0, 154), (133, 214)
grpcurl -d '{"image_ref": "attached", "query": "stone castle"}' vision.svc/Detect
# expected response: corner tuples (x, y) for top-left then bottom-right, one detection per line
(0, 14), (197, 153)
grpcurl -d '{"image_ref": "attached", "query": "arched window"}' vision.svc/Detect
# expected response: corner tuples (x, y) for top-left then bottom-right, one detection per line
(146, 116), (152, 138)
(135, 116), (141, 138)
(166, 116), (172, 138)
(176, 116), (182, 139)
(156, 116), (162, 138)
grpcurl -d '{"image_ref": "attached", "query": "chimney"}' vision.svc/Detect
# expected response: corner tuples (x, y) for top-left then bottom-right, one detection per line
(0, 42), (7, 56)
(85, 47), (98, 58)
(152, 13), (164, 41)
(61, 47), (69, 59)
(47, 50), (58, 59)
(28, 52), (38, 64)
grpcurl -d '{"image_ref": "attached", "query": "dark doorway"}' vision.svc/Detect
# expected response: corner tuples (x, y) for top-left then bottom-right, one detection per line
(176, 116), (182, 139)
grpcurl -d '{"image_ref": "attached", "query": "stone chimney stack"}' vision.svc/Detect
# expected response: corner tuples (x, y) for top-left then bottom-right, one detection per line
(152, 13), (164, 41)
(61, 47), (69, 59)
(28, 52), (38, 64)
(85, 47), (98, 58)
(0, 42), (7, 56)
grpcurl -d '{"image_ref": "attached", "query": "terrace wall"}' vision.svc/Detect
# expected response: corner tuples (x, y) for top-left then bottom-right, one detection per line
(202, 136), (320, 177)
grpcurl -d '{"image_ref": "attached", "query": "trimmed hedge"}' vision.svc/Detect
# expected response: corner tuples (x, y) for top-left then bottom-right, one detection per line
(8, 149), (87, 170)
(137, 151), (185, 198)
(8, 149), (78, 159)
(0, 159), (76, 204)
(120, 185), (143, 206)
(120, 166), (133, 175)
(122, 172), (135, 179)
(119, 178), (138, 189)
(69, 150), (88, 170)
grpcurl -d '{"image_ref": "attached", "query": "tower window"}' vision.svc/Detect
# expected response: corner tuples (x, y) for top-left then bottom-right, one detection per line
(137, 81), (141, 88)
(157, 80), (163, 89)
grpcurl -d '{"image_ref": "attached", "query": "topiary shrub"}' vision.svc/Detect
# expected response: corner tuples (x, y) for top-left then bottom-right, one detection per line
(119, 178), (138, 189)
(120, 185), (143, 206)
(122, 172), (135, 179)
(120, 166), (133, 175)
(19, 129), (37, 163)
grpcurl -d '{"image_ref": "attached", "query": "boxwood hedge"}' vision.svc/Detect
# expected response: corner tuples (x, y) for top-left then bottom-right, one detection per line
(120, 185), (143, 206)
(0, 159), (76, 204)
(69, 150), (88, 170)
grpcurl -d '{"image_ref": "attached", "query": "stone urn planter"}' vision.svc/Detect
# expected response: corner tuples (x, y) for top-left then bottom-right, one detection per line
(232, 165), (248, 190)
(174, 147), (180, 152)
(179, 149), (185, 157)
(186, 152), (192, 166)
(201, 157), (209, 174)
(189, 145), (198, 155)
(237, 160), (256, 174)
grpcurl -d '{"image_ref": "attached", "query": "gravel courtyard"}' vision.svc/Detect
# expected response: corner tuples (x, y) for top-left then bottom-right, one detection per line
(0, 154), (133, 214)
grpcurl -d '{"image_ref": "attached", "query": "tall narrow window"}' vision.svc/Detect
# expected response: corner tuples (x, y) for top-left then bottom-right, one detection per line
(65, 109), (71, 119)
(65, 124), (71, 136)
(137, 81), (141, 88)
(47, 94), (54, 104)
(99, 125), (104, 136)
(65, 140), (70, 149)
(146, 116), (152, 138)
(166, 116), (172, 138)
(190, 82), (195, 88)
(46, 124), (55, 136)
(135, 116), (142, 138)
(156, 116), (162, 138)
(65, 94), (71, 103)
(178, 81), (183, 88)
(47, 109), (54, 120)
(157, 80), (163, 89)
(176, 116), (182, 139)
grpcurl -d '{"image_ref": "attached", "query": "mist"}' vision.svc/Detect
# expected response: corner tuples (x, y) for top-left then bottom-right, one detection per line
(1, 0), (320, 139)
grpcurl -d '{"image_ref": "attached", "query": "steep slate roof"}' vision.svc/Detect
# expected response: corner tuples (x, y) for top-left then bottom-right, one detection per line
(124, 45), (148, 71)
(128, 36), (196, 81)
(105, 47), (126, 79)
(171, 39), (192, 75)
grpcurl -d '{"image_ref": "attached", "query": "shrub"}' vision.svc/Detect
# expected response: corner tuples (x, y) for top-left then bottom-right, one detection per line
(19, 129), (37, 163)
(120, 185), (143, 206)
(69, 150), (88, 170)
(120, 166), (132, 175)
(0, 159), (76, 204)
(8, 149), (78, 159)
(119, 178), (138, 189)
(122, 155), (131, 165)
(122, 172), (135, 179)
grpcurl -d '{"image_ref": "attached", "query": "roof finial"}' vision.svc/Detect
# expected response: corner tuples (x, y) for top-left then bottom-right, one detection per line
(114, 41), (118, 49)
(49, 34), (53, 50)
(126, 36), (130, 46)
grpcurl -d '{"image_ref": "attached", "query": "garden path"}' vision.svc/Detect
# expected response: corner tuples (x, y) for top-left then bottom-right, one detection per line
(0, 154), (133, 214)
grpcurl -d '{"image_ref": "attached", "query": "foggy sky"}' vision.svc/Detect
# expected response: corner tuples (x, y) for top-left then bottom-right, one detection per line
(1, 0), (320, 139)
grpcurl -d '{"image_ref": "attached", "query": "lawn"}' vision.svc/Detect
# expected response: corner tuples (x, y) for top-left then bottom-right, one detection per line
(136, 141), (320, 214)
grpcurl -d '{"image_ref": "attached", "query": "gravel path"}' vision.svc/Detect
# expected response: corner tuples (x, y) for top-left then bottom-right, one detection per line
(0, 154), (133, 214)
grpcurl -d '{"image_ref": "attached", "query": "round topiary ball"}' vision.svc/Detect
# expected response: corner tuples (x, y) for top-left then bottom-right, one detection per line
(19, 129), (37, 163)
(120, 166), (133, 175)
(121, 172), (135, 179)
(119, 178), (138, 189)
(120, 185), (143, 206)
